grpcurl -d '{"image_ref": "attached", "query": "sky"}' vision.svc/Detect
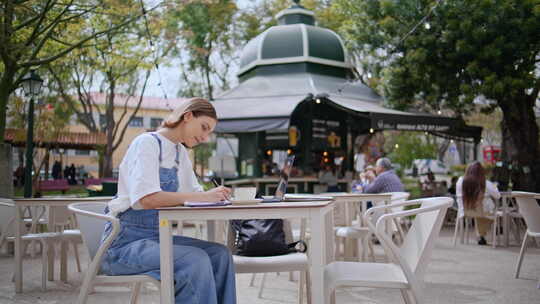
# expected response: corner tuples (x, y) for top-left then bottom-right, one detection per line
(143, 0), (260, 98)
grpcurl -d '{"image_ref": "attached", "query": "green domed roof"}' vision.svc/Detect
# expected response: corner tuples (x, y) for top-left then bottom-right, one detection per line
(237, 2), (351, 77)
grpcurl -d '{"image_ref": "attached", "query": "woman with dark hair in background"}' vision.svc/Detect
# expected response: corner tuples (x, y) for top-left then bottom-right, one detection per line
(456, 162), (501, 245)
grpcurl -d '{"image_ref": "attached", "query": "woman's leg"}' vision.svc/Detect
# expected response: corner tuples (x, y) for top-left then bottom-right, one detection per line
(475, 217), (493, 237)
(102, 237), (224, 304)
(172, 236), (237, 304)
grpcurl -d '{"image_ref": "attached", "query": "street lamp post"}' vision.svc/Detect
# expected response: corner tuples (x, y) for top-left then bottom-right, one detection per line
(21, 70), (44, 198)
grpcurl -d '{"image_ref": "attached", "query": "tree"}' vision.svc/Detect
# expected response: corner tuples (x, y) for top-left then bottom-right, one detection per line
(384, 131), (437, 170)
(333, 0), (540, 191)
(7, 95), (73, 192)
(0, 0), (148, 144)
(47, 1), (173, 178)
(169, 0), (239, 100)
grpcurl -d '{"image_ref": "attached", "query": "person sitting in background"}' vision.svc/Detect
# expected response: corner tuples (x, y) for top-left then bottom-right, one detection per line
(351, 165), (376, 193)
(456, 161), (501, 245)
(362, 158), (404, 193)
(448, 176), (458, 196)
(319, 164), (340, 192)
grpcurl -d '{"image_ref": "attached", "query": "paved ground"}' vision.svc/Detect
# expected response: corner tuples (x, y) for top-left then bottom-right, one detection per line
(0, 226), (538, 304)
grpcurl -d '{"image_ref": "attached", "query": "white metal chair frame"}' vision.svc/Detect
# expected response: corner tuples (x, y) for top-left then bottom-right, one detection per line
(325, 197), (452, 304)
(452, 194), (507, 248)
(511, 192), (540, 286)
(69, 202), (159, 304)
(0, 198), (63, 291)
(227, 219), (311, 304)
(335, 192), (410, 262)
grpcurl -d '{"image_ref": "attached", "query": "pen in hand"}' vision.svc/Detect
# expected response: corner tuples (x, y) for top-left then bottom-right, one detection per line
(211, 178), (231, 200)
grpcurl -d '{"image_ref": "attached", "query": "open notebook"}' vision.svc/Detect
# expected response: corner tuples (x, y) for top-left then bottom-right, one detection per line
(184, 201), (231, 207)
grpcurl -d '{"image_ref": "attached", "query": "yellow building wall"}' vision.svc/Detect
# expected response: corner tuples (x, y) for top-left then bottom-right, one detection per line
(48, 106), (176, 179)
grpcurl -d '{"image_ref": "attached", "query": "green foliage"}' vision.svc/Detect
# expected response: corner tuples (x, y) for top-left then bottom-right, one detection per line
(384, 131), (437, 169)
(333, 0), (539, 114)
(170, 0), (239, 99)
(0, 0), (146, 143)
(333, 0), (540, 191)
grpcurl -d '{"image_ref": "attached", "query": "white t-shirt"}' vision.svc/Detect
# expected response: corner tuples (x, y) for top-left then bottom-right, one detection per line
(456, 176), (500, 218)
(108, 132), (203, 215)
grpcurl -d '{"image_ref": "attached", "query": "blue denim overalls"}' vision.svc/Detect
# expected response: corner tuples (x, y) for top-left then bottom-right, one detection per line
(101, 133), (236, 304)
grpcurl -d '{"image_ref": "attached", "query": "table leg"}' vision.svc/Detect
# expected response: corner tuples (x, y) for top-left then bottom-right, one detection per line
(15, 206), (23, 293)
(503, 197), (509, 247)
(159, 217), (175, 304)
(48, 207), (55, 281)
(207, 220), (215, 242)
(310, 207), (333, 304)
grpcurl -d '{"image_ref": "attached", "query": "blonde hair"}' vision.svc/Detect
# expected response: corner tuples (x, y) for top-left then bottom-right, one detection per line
(160, 97), (217, 129)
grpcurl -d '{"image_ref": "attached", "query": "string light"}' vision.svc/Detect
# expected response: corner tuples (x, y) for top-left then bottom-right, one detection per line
(315, 98), (321, 104)
(266, 150), (272, 156)
(369, 128), (374, 133)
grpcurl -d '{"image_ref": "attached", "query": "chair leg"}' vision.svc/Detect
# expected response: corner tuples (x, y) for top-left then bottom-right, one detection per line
(41, 241), (48, 291)
(305, 269), (311, 304)
(129, 282), (142, 304)
(491, 218), (497, 248)
(258, 273), (267, 298)
(453, 217), (460, 247)
(400, 289), (412, 304)
(299, 271), (304, 304)
(249, 273), (256, 287)
(515, 233), (529, 278)
(465, 218), (470, 244)
(72, 242), (82, 272)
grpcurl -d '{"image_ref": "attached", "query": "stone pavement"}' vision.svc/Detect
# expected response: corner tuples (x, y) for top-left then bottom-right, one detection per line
(0, 227), (538, 304)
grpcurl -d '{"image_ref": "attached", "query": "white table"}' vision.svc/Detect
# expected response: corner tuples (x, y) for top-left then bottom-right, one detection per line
(158, 200), (335, 304)
(13, 196), (112, 293)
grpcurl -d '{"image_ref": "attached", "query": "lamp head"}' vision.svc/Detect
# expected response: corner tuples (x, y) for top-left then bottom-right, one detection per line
(21, 70), (44, 98)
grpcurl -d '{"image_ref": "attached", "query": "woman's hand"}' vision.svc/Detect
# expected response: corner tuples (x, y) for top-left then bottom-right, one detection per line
(204, 186), (232, 201)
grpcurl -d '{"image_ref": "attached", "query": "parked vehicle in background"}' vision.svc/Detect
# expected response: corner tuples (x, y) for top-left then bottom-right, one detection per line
(405, 159), (449, 176)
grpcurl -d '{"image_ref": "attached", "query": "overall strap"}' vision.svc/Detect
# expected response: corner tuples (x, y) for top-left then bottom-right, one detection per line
(175, 144), (180, 166)
(150, 133), (163, 163)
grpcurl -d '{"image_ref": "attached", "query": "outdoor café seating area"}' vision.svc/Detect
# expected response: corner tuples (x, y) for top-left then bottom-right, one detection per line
(0, 191), (538, 304)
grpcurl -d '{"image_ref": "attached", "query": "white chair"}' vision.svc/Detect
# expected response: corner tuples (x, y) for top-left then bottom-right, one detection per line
(0, 198), (63, 291)
(69, 202), (159, 304)
(335, 192), (410, 262)
(452, 196), (503, 248)
(512, 192), (540, 281)
(325, 197), (452, 304)
(228, 219), (311, 304)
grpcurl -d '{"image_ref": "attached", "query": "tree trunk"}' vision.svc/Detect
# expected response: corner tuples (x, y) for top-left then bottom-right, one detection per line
(499, 97), (540, 192)
(0, 143), (14, 197)
(0, 69), (16, 143)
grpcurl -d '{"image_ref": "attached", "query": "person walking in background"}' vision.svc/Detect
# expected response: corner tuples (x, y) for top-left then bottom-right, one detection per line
(456, 161), (501, 245)
(52, 161), (62, 180)
(361, 157), (404, 194)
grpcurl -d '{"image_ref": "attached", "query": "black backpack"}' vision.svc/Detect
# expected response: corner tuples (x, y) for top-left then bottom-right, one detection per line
(230, 219), (307, 257)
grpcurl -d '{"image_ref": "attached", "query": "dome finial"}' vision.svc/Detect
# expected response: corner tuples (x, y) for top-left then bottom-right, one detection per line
(276, 0), (315, 25)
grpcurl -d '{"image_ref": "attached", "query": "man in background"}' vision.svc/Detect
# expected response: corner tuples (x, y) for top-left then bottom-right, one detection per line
(362, 157), (404, 193)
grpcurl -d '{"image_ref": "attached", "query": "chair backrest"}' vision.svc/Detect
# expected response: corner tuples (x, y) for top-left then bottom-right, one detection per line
(390, 192), (411, 211)
(0, 198), (15, 241)
(68, 202), (116, 261)
(365, 197), (452, 281)
(512, 192), (540, 234)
